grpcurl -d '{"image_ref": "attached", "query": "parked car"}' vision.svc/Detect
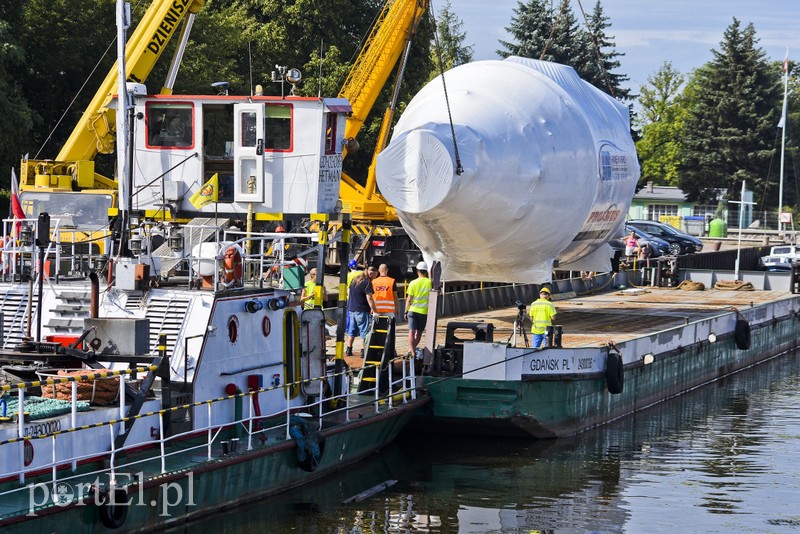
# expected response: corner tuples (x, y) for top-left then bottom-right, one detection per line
(626, 220), (704, 255)
(759, 245), (800, 272)
(612, 225), (671, 258)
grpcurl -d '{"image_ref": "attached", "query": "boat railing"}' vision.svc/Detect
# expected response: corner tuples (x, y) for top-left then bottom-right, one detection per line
(0, 356), (416, 504)
(179, 225), (317, 291)
(1, 217), (109, 281)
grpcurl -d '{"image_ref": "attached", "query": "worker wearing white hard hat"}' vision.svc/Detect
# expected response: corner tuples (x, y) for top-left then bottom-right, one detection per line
(405, 261), (432, 359)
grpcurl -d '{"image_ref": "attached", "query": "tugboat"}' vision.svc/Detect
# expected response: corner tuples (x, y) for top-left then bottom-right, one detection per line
(0, 217), (423, 531)
(0, 2), (425, 528)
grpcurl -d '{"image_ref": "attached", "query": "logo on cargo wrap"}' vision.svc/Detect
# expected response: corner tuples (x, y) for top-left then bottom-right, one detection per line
(598, 142), (629, 181)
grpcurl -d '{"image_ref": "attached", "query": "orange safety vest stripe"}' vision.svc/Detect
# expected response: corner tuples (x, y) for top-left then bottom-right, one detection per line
(372, 276), (396, 313)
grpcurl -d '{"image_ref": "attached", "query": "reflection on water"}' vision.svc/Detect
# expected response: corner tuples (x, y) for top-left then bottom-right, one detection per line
(169, 353), (800, 533)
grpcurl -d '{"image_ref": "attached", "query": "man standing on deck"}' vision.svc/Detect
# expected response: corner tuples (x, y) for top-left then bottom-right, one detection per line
(345, 259), (364, 334)
(529, 287), (557, 348)
(371, 264), (399, 318)
(345, 266), (378, 356)
(405, 261), (433, 359)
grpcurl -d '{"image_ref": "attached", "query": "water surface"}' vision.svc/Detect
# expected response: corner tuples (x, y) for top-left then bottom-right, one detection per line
(169, 352), (800, 533)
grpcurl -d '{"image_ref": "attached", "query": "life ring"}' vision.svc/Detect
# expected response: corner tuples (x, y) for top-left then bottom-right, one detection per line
(96, 487), (129, 529)
(734, 318), (751, 350)
(222, 246), (243, 286)
(606, 350), (624, 394)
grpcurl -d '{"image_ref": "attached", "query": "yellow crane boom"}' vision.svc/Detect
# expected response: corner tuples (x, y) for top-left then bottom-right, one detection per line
(337, 0), (428, 221)
(21, 0), (204, 192)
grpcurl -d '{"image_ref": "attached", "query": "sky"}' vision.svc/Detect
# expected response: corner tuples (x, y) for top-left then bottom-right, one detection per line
(455, 0), (799, 91)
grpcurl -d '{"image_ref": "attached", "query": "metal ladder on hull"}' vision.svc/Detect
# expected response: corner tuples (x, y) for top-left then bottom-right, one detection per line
(357, 315), (396, 395)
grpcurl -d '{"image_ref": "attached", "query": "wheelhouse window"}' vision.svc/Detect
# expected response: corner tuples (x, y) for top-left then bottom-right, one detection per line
(147, 102), (194, 148)
(324, 113), (337, 154)
(241, 112), (257, 147)
(20, 192), (112, 230)
(265, 104), (292, 151)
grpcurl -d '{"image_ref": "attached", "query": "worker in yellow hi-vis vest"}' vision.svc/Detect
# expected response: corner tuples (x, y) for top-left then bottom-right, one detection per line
(529, 287), (557, 348)
(405, 261), (433, 359)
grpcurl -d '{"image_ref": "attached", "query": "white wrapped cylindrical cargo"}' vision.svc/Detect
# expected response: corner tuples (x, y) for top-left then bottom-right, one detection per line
(376, 57), (640, 283)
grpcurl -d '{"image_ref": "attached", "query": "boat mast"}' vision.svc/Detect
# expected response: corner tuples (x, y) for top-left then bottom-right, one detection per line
(116, 0), (130, 253)
(778, 48), (789, 234)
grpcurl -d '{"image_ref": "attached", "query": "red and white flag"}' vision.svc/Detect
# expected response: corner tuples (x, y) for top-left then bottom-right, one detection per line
(9, 168), (26, 237)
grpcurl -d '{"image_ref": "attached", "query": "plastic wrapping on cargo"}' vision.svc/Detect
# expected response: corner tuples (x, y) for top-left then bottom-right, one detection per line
(376, 57), (640, 283)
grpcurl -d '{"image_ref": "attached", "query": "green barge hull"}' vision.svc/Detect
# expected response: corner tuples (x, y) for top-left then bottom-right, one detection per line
(415, 289), (800, 438)
(0, 397), (423, 532)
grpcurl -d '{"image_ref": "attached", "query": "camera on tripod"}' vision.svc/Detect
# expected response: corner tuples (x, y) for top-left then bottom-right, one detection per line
(509, 300), (529, 347)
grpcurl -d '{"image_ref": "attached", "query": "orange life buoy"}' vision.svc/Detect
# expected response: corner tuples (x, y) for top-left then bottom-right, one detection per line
(223, 246), (243, 286)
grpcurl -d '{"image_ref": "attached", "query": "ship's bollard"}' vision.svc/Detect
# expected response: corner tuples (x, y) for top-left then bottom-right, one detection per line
(545, 326), (554, 347)
(553, 325), (563, 348)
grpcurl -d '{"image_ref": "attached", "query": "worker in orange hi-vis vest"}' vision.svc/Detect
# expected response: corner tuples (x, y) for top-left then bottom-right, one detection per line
(371, 264), (398, 317)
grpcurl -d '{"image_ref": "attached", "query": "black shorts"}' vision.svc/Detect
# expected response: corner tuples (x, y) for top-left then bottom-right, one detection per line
(407, 311), (427, 331)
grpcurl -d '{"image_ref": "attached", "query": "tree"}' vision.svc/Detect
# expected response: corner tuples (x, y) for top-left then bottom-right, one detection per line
(0, 14), (34, 189)
(498, 0), (630, 100)
(544, 0), (583, 66)
(6, 0), (433, 192)
(635, 62), (687, 186)
(429, 0), (473, 76)
(17, 0), (117, 161)
(677, 19), (782, 206)
(579, 0), (630, 100)
(498, 0), (553, 60)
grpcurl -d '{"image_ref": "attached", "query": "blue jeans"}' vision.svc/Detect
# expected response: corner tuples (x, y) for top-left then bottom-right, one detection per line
(347, 311), (371, 337)
(532, 333), (548, 348)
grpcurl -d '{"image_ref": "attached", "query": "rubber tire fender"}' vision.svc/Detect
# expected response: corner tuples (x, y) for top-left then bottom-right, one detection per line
(606, 350), (624, 395)
(734, 318), (751, 350)
(97, 487), (129, 529)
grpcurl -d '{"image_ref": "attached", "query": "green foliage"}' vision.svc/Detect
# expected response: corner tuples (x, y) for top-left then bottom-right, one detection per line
(0, 0), (420, 189)
(677, 19), (781, 205)
(429, 0), (473, 77)
(0, 14), (34, 189)
(498, 0), (629, 99)
(342, 11), (435, 184)
(635, 62), (687, 186)
(579, 1), (629, 100)
(498, 0), (552, 60)
(17, 0), (117, 160)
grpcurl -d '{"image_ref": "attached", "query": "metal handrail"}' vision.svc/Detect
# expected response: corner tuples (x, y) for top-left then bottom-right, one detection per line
(0, 357), (416, 496)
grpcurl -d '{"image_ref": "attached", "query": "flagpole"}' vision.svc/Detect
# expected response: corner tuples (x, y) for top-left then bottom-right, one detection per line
(778, 48), (789, 234)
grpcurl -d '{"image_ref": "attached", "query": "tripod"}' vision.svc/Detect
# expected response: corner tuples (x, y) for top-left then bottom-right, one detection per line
(507, 306), (530, 347)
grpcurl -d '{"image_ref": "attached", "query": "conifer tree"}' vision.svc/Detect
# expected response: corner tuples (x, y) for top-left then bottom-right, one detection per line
(542, 0), (582, 66)
(431, 0), (474, 73)
(0, 16), (34, 189)
(677, 19), (781, 205)
(497, 0), (553, 60)
(580, 0), (630, 100)
(498, 0), (629, 100)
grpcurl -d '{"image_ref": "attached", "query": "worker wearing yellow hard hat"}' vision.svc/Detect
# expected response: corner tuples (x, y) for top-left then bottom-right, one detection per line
(529, 286), (556, 348)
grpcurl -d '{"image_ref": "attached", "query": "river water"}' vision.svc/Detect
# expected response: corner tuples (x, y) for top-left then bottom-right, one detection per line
(170, 352), (800, 533)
